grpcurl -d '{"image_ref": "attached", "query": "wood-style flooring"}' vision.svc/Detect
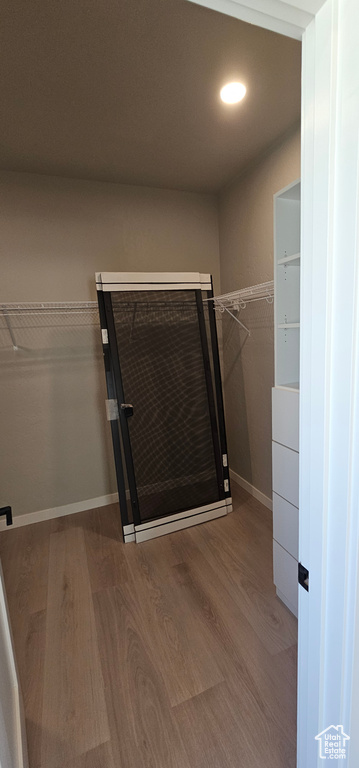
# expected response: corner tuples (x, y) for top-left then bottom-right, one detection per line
(0, 482), (297, 768)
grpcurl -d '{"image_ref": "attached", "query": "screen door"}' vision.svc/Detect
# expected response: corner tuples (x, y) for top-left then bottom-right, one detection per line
(96, 272), (231, 542)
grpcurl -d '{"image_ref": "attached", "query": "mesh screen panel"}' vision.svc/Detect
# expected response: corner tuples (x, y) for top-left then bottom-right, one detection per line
(111, 290), (220, 522)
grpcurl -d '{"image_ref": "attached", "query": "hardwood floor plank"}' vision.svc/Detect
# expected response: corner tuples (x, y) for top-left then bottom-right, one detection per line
(23, 610), (47, 768)
(0, 485), (297, 768)
(124, 531), (184, 579)
(0, 520), (51, 718)
(222, 499), (274, 576)
(61, 741), (115, 768)
(172, 556), (296, 753)
(122, 541), (224, 706)
(50, 505), (129, 592)
(41, 527), (110, 768)
(83, 505), (129, 593)
(0, 520), (51, 616)
(173, 679), (296, 768)
(93, 585), (190, 768)
(172, 680), (262, 768)
(186, 507), (297, 654)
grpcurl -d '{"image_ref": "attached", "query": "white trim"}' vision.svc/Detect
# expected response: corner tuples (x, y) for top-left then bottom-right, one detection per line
(0, 563), (28, 767)
(276, 587), (298, 617)
(276, 384), (300, 393)
(99, 282), (212, 292)
(124, 533), (136, 543)
(96, 271), (212, 291)
(0, 492), (119, 531)
(0, 493), (232, 541)
(123, 523), (135, 535)
(229, 469), (273, 511)
(134, 498), (230, 532)
(186, 0), (317, 40)
(0, 492), (231, 539)
(298, 3), (359, 766)
(134, 505), (227, 543)
(96, 271), (211, 283)
(273, 178), (301, 201)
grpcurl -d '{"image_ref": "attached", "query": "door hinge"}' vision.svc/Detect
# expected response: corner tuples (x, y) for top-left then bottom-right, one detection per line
(101, 328), (108, 345)
(0, 506), (13, 526)
(105, 398), (119, 421)
(222, 454), (228, 467)
(298, 562), (309, 591)
(224, 479), (229, 493)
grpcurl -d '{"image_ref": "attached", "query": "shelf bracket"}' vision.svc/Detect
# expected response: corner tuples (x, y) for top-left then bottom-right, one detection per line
(217, 302), (250, 335)
(1, 310), (18, 350)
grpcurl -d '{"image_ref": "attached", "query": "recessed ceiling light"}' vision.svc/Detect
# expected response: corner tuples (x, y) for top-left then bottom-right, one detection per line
(220, 82), (246, 104)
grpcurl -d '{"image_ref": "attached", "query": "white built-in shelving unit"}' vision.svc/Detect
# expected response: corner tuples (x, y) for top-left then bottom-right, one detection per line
(272, 179), (300, 617)
(274, 180), (300, 391)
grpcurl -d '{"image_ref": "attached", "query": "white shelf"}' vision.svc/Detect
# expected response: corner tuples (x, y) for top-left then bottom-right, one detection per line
(277, 381), (299, 391)
(277, 253), (300, 266)
(273, 179), (300, 618)
(274, 182), (300, 388)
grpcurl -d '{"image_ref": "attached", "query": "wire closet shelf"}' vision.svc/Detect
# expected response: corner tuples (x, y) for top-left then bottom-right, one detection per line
(0, 301), (99, 351)
(0, 282), (274, 346)
(0, 301), (98, 316)
(207, 281), (274, 335)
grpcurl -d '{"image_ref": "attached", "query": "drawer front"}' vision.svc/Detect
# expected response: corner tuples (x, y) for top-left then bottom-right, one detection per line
(272, 386), (299, 451)
(273, 540), (298, 616)
(273, 492), (298, 559)
(272, 441), (299, 508)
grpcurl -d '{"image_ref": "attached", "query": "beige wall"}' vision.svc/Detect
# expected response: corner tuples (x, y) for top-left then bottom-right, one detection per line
(219, 125), (300, 499)
(0, 171), (220, 517)
(1, 126), (301, 520)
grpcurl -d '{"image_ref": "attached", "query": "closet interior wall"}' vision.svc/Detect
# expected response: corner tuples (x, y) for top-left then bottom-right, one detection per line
(0, 172), (220, 520)
(218, 124), (301, 501)
(1, 125), (300, 522)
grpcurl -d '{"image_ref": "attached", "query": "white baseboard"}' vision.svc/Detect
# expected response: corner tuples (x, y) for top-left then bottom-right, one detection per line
(229, 469), (272, 511)
(0, 492), (120, 531)
(0, 484), (236, 534)
(276, 588), (298, 618)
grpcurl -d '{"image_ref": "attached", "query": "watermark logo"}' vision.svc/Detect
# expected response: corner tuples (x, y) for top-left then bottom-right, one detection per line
(315, 725), (350, 760)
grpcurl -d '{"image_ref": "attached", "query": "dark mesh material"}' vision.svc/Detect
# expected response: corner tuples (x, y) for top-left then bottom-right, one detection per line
(111, 290), (220, 522)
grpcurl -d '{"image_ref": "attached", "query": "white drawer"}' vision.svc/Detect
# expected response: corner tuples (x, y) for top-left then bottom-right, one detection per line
(272, 386), (299, 451)
(273, 540), (298, 616)
(273, 492), (298, 559)
(272, 441), (299, 508)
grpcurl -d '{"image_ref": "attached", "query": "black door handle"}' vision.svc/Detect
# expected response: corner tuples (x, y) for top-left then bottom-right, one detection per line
(121, 403), (134, 417)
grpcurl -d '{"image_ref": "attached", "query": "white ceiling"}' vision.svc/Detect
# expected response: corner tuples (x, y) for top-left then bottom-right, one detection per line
(0, 0), (301, 193)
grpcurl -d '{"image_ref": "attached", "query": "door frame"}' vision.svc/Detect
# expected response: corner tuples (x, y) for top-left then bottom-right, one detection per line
(188, 1), (358, 766)
(0, 562), (28, 768)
